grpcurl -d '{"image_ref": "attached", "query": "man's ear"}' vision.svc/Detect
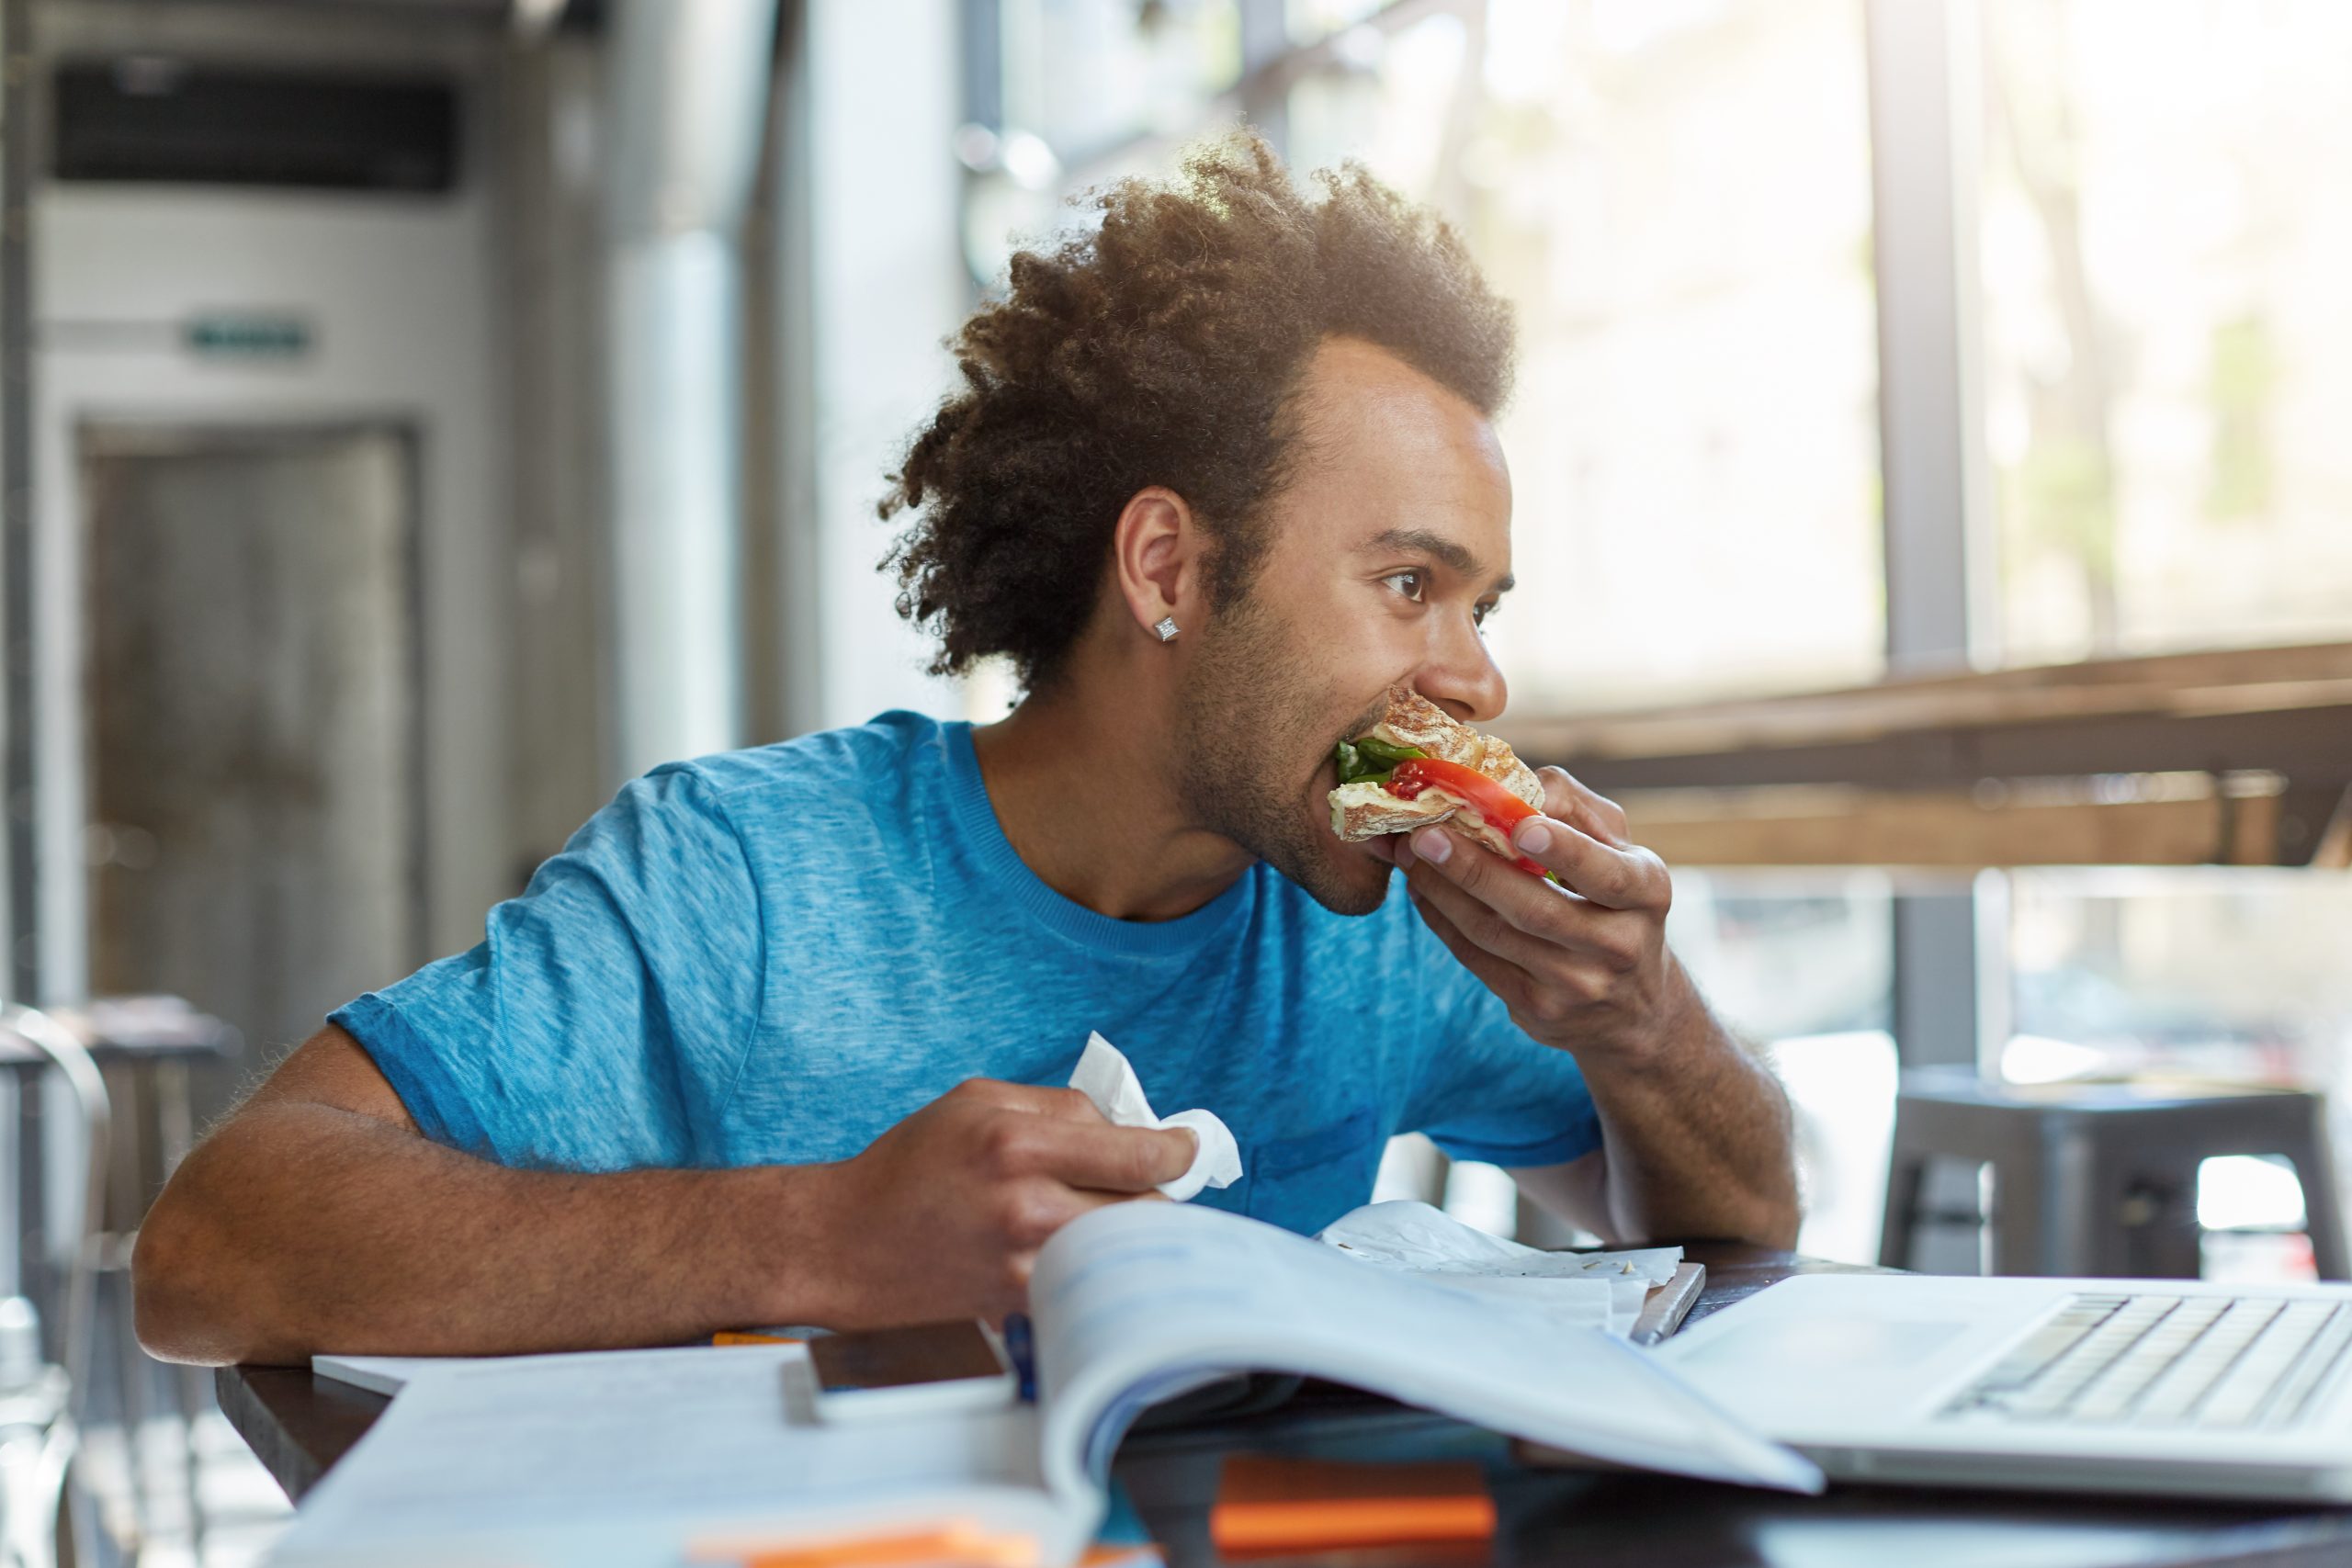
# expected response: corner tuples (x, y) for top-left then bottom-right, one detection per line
(1111, 486), (1205, 641)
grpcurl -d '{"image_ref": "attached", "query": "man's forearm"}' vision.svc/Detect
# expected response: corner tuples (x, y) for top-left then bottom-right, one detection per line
(1577, 957), (1800, 1248)
(134, 1102), (841, 1366)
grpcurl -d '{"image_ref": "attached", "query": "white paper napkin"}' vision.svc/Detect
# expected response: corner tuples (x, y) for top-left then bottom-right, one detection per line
(1068, 1032), (1243, 1202)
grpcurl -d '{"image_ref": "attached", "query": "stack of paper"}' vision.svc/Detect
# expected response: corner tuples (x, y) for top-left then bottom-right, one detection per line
(279, 1345), (1060, 1567)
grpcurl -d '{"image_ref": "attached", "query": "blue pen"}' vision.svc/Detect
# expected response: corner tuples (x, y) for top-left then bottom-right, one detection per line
(1002, 1313), (1037, 1403)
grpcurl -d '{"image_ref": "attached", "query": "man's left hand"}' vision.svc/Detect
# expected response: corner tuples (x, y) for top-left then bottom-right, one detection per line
(1392, 766), (1695, 1068)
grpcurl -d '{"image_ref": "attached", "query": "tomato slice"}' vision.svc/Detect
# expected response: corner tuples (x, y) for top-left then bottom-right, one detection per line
(1385, 758), (1549, 875)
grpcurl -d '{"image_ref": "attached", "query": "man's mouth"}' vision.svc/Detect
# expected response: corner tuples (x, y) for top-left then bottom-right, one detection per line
(1321, 695), (1393, 777)
(1313, 719), (1365, 795)
(1310, 716), (1399, 865)
(1312, 693), (1401, 798)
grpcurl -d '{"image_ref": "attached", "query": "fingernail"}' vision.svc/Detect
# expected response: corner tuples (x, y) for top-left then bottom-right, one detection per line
(1415, 829), (1452, 864)
(1517, 819), (1551, 854)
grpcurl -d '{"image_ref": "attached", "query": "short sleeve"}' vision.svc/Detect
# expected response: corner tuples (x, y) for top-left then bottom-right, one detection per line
(329, 764), (765, 1171)
(1402, 962), (1604, 1170)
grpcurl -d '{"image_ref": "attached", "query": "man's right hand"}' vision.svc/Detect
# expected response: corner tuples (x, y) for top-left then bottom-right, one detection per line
(134, 1034), (1201, 1365)
(807, 1078), (1199, 1326)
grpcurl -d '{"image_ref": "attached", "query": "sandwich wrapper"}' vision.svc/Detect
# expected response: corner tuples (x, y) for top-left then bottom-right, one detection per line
(1069, 1032), (1243, 1201)
(1317, 1199), (1681, 1335)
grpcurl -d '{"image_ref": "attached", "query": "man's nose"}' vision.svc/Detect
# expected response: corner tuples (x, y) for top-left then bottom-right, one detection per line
(1417, 616), (1509, 725)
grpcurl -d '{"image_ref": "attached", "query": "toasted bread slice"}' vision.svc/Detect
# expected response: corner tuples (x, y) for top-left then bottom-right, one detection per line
(1329, 686), (1544, 857)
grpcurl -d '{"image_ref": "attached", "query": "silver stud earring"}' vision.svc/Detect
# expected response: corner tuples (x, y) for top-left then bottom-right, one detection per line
(1153, 616), (1180, 643)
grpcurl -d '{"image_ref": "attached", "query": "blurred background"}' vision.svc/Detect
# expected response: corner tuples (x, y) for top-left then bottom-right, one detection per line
(0, 0), (2348, 1562)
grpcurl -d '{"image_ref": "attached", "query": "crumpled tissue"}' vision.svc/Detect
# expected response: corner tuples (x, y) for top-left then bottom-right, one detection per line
(1317, 1199), (1682, 1335)
(1068, 1032), (1243, 1202)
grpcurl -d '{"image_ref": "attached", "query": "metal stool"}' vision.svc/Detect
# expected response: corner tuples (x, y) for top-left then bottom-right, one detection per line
(1879, 1067), (2351, 1279)
(7, 998), (234, 1565)
(2, 1003), (114, 1568)
(47, 998), (236, 1565)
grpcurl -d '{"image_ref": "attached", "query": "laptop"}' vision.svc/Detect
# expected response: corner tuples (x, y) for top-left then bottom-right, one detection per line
(1650, 1273), (2352, 1501)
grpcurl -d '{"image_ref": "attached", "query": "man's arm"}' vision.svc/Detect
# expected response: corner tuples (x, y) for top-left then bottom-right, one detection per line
(133, 1025), (1193, 1366)
(1393, 766), (1801, 1249)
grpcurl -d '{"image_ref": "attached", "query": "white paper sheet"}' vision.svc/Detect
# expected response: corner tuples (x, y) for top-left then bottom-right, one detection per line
(313, 1353), (483, 1398)
(314, 1339), (820, 1399)
(1316, 1200), (1682, 1335)
(1069, 1032), (1241, 1201)
(274, 1344), (1056, 1567)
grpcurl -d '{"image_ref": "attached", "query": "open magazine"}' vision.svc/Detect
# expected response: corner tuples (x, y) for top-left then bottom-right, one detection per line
(274, 1201), (1819, 1566)
(1033, 1202), (1819, 1536)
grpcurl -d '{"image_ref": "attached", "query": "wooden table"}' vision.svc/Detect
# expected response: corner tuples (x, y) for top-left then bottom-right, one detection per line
(218, 1243), (2352, 1567)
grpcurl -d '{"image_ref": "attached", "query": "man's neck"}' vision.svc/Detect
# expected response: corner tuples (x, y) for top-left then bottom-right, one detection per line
(970, 672), (1255, 924)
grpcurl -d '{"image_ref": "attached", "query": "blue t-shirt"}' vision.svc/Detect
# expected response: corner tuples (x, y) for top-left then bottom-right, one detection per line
(331, 712), (1601, 1235)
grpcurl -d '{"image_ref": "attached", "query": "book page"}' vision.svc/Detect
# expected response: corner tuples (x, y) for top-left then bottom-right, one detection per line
(1028, 1201), (1821, 1525)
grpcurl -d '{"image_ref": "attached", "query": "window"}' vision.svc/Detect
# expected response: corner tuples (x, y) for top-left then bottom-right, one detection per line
(983, 0), (1885, 715)
(1287, 0), (1389, 46)
(2004, 870), (2352, 1092)
(1972, 0), (2352, 1280)
(1672, 869), (1896, 1263)
(1458, 0), (1882, 709)
(999, 0), (1241, 165)
(2002, 868), (2352, 1280)
(1979, 0), (2352, 665)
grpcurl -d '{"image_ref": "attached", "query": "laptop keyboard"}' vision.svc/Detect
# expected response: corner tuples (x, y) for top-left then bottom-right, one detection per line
(1941, 1293), (2352, 1430)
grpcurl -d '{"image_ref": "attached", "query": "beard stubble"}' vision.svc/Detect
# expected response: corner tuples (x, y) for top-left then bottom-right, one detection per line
(1171, 595), (1392, 917)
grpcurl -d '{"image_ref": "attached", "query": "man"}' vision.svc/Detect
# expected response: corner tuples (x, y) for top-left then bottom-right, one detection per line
(133, 135), (1796, 1366)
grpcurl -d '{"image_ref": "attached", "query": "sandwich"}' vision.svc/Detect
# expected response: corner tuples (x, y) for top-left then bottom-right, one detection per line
(1329, 685), (1550, 874)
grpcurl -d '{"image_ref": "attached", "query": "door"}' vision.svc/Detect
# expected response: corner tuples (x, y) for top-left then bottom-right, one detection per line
(80, 423), (424, 1091)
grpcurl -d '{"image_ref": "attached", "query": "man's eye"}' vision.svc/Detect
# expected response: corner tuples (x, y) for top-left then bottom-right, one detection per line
(1473, 600), (1500, 628)
(1382, 570), (1425, 602)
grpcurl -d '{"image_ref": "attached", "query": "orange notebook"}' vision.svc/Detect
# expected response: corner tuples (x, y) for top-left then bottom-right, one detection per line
(1208, 1456), (1496, 1555)
(690, 1522), (1159, 1568)
(693, 1522), (1033, 1568)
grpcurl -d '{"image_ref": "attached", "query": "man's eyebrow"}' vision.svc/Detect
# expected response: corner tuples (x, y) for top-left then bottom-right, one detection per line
(1365, 527), (1513, 593)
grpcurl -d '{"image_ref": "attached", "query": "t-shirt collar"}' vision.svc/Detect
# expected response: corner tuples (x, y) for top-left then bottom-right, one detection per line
(941, 720), (1255, 957)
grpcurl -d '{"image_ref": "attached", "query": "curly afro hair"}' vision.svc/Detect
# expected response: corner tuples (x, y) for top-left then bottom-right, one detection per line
(879, 130), (1516, 691)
